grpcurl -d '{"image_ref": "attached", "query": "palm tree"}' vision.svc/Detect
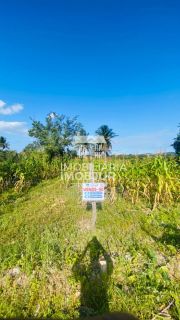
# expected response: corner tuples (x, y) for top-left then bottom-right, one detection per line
(0, 136), (9, 150)
(95, 125), (117, 155)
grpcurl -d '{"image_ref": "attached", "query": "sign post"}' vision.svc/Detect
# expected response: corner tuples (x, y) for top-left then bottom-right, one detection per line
(82, 163), (105, 229)
(89, 163), (96, 229)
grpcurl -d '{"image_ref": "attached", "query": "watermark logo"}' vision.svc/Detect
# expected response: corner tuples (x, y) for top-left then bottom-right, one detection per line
(73, 135), (106, 156)
(60, 162), (127, 182)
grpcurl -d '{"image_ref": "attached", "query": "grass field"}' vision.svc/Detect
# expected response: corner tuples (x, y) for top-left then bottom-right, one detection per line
(0, 175), (179, 319)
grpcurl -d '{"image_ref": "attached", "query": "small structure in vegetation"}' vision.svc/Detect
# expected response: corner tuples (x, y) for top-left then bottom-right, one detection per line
(74, 135), (107, 158)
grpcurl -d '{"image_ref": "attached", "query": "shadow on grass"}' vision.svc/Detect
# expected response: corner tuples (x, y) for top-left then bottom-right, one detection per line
(159, 224), (180, 249)
(142, 223), (180, 249)
(73, 236), (113, 318)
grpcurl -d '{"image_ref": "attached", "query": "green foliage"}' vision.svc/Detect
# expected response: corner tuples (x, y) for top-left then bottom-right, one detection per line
(60, 155), (179, 209)
(0, 180), (179, 319)
(0, 136), (9, 150)
(29, 113), (83, 159)
(0, 151), (73, 193)
(23, 141), (41, 152)
(95, 125), (117, 154)
(172, 124), (180, 155)
(0, 150), (19, 192)
(0, 154), (179, 211)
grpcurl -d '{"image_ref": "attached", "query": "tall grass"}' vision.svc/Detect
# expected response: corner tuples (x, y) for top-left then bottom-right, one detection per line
(61, 155), (179, 208)
(0, 151), (179, 209)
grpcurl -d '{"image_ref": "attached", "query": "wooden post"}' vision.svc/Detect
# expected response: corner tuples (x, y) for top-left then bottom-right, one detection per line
(89, 162), (97, 229)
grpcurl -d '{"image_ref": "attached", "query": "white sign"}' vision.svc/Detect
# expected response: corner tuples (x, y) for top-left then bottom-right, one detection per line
(82, 183), (105, 202)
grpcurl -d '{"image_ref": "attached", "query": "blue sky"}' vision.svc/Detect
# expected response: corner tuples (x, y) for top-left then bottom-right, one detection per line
(0, 0), (179, 153)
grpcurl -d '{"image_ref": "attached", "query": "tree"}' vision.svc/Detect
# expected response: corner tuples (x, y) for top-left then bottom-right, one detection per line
(172, 124), (180, 155)
(95, 125), (117, 155)
(23, 141), (42, 153)
(0, 136), (9, 150)
(28, 112), (84, 159)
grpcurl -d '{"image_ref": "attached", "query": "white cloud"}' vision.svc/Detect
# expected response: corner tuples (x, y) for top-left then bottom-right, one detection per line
(0, 100), (6, 108)
(0, 121), (28, 135)
(0, 100), (23, 115)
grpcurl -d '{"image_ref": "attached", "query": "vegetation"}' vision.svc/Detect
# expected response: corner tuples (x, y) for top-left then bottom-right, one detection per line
(0, 119), (179, 319)
(1, 152), (179, 209)
(96, 125), (117, 155)
(23, 141), (41, 152)
(0, 136), (9, 150)
(0, 177), (179, 319)
(29, 113), (83, 159)
(172, 124), (180, 156)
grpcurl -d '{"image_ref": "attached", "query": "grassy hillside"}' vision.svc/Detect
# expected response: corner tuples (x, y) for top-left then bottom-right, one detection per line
(0, 178), (179, 319)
